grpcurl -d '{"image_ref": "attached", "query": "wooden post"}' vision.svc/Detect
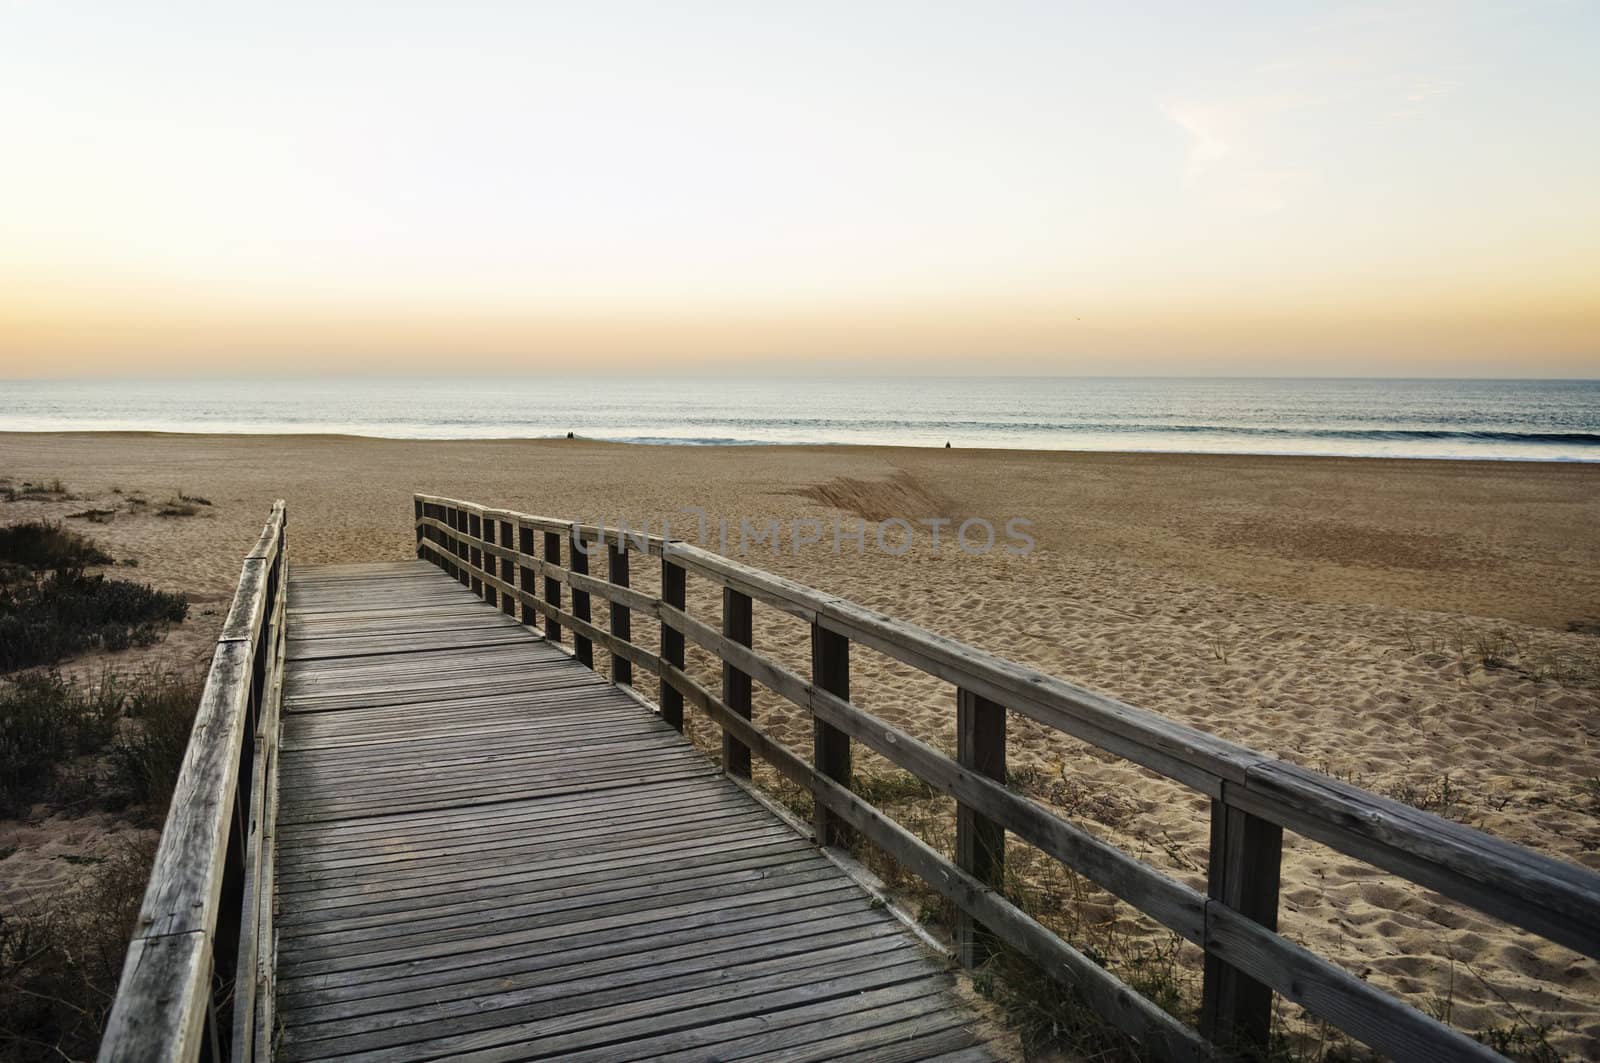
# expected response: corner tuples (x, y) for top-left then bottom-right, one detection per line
(608, 543), (632, 686)
(810, 623), (851, 847)
(722, 588), (753, 778)
(570, 533), (593, 668)
(452, 508), (468, 587)
(660, 556), (686, 731)
(499, 519), (516, 616)
(955, 688), (1007, 967)
(1201, 799), (1283, 1052)
(468, 513), (484, 597)
(543, 530), (563, 643)
(414, 498), (424, 558)
(518, 523), (538, 628)
(441, 506), (452, 576)
(479, 515), (496, 609)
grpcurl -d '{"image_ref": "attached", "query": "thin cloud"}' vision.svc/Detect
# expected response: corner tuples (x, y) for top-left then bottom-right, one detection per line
(1162, 96), (1310, 214)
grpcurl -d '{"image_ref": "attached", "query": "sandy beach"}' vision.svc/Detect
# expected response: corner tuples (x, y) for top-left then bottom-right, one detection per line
(3, 431), (1598, 1054)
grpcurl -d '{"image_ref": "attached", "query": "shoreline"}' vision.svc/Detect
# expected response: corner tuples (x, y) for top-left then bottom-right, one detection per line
(3, 428), (1599, 465)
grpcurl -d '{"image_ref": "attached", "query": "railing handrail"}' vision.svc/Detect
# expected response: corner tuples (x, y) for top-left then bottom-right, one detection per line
(414, 492), (1600, 1062)
(100, 502), (288, 1063)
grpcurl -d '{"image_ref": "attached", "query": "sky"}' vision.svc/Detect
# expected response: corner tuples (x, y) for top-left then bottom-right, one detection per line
(1, 1), (1597, 378)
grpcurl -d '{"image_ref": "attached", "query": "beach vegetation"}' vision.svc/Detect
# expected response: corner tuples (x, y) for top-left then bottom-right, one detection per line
(0, 521), (187, 672)
(108, 667), (206, 810)
(0, 665), (201, 1060)
(0, 521), (112, 572)
(0, 668), (201, 818)
(0, 572), (188, 672)
(0, 664), (199, 1060)
(19, 480), (71, 498)
(0, 838), (153, 1062)
(0, 673), (122, 817)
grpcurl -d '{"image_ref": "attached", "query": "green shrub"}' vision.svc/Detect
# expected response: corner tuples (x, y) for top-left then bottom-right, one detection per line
(0, 572), (188, 672)
(0, 521), (112, 571)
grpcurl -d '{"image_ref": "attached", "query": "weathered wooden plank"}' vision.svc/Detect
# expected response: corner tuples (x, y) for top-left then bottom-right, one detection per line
(278, 862), (848, 966)
(649, 655), (1208, 1061)
(1234, 760), (1600, 961)
(97, 931), (213, 1063)
(280, 928), (924, 1055)
(279, 843), (820, 938)
(548, 981), (960, 1063)
(276, 834), (816, 928)
(1204, 902), (1502, 1061)
(102, 502), (287, 1063)
(278, 875), (867, 981)
(277, 813), (793, 888)
(277, 884), (873, 1000)
(269, 558), (995, 1063)
(132, 638), (253, 937)
(291, 955), (943, 1061)
(292, 909), (902, 1027)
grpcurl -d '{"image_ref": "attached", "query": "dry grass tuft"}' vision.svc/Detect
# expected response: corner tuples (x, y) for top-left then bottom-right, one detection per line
(0, 838), (154, 1062)
(792, 469), (957, 523)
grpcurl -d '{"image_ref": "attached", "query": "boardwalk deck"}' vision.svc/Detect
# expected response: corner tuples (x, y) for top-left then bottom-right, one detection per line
(274, 561), (999, 1062)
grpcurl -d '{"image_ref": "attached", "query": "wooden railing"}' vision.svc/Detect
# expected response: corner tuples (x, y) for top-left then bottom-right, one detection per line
(415, 493), (1600, 1062)
(100, 503), (288, 1063)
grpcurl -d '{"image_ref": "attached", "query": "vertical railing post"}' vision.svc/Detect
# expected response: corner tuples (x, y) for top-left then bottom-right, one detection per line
(480, 514), (497, 609)
(543, 530), (563, 643)
(439, 503), (451, 576)
(608, 543), (632, 686)
(414, 497), (424, 559)
(1201, 798), (1283, 1052)
(722, 588), (753, 778)
(810, 623), (851, 847)
(570, 532), (593, 668)
(452, 508), (468, 587)
(955, 688), (1007, 967)
(468, 512), (484, 598)
(444, 506), (454, 576)
(518, 522), (538, 628)
(660, 552), (686, 731)
(425, 503), (439, 569)
(499, 519), (516, 617)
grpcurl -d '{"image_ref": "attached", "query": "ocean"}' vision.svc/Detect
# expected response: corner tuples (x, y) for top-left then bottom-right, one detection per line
(2, 376), (1597, 461)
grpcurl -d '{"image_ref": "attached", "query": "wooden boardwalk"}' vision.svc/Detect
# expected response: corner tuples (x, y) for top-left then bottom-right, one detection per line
(272, 561), (999, 1062)
(101, 500), (1600, 1063)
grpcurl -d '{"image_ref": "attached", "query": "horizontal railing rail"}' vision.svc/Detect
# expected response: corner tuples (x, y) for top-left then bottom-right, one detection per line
(100, 503), (289, 1063)
(415, 492), (1600, 1062)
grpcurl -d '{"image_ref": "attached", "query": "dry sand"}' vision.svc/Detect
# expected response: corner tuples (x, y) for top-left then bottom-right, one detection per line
(2, 432), (1598, 1054)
